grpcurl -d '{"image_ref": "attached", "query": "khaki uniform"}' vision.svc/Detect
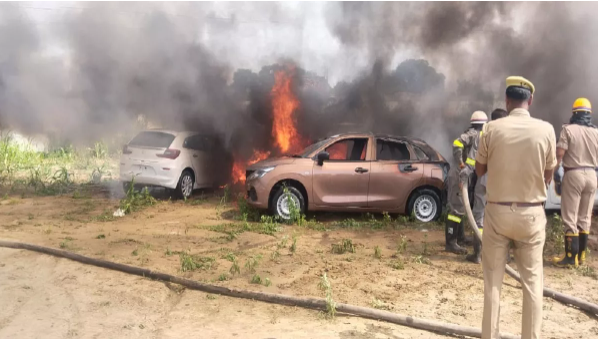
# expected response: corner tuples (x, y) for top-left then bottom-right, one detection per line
(476, 108), (557, 339)
(557, 124), (598, 235)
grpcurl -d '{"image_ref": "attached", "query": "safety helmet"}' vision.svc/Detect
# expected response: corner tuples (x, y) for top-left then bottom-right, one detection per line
(572, 98), (592, 113)
(470, 111), (488, 125)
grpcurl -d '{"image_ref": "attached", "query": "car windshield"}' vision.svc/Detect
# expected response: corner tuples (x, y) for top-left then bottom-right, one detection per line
(129, 131), (175, 148)
(297, 137), (333, 157)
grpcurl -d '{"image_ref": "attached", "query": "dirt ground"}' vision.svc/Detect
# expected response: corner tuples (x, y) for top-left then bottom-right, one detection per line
(0, 186), (597, 339)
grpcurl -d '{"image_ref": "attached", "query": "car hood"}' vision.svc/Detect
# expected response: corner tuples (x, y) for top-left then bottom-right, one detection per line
(247, 157), (297, 170)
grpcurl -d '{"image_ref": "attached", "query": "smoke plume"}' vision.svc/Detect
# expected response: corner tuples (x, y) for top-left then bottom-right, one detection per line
(0, 2), (596, 163)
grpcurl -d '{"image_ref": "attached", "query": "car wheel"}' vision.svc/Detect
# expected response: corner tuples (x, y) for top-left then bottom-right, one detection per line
(175, 170), (194, 199)
(271, 186), (305, 220)
(408, 188), (441, 223)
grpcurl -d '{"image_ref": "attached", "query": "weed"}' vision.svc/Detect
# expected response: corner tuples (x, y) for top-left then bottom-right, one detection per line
(28, 213), (34, 220)
(244, 254), (263, 273)
(283, 186), (305, 226)
(179, 252), (215, 272)
(206, 294), (217, 300)
(264, 277), (272, 287)
(305, 219), (326, 231)
(131, 249), (139, 256)
(229, 259), (241, 275)
(120, 180), (157, 214)
(237, 193), (260, 222)
(251, 274), (263, 284)
(411, 255), (431, 265)
(318, 273), (336, 319)
(220, 185), (231, 205)
(90, 166), (106, 184)
(390, 259), (405, 270)
(397, 235), (408, 254)
(576, 265), (598, 279)
(165, 248), (173, 256)
(374, 245), (382, 259)
(331, 239), (355, 254)
(218, 273), (229, 281)
(59, 241), (70, 249)
(259, 215), (279, 235)
(545, 213), (565, 255)
(371, 298), (392, 311)
(223, 252), (236, 262)
(96, 234), (106, 239)
(278, 235), (289, 249)
(337, 218), (362, 229)
(382, 211), (392, 224)
(421, 233), (430, 256)
(270, 250), (280, 261)
(289, 235), (297, 254)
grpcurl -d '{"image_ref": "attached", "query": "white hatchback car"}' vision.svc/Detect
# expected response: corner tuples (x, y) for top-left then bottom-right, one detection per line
(120, 130), (230, 198)
(545, 165), (598, 210)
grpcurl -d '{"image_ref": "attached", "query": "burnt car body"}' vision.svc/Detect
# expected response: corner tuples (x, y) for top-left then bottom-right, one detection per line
(245, 133), (449, 222)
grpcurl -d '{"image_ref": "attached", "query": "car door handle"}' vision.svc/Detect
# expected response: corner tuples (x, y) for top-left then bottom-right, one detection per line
(355, 167), (369, 174)
(403, 165), (418, 173)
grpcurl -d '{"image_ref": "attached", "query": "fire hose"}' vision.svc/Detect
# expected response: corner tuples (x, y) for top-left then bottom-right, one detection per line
(0, 239), (518, 339)
(460, 185), (598, 315)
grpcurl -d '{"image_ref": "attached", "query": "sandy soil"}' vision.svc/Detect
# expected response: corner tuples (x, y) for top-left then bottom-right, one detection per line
(0, 186), (597, 338)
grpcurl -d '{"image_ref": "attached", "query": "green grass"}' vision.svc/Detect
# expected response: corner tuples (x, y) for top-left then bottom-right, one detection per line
(96, 234), (106, 239)
(331, 239), (356, 254)
(244, 254), (263, 273)
(374, 245), (382, 259)
(120, 180), (157, 214)
(179, 252), (215, 272)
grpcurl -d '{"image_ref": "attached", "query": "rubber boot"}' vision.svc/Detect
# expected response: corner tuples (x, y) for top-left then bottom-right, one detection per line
(553, 234), (579, 268)
(445, 220), (468, 255)
(456, 221), (473, 246)
(466, 234), (482, 264)
(579, 232), (589, 266)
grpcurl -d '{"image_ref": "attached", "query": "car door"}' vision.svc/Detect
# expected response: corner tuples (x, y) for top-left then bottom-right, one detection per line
(367, 138), (424, 210)
(183, 135), (212, 188)
(311, 137), (371, 208)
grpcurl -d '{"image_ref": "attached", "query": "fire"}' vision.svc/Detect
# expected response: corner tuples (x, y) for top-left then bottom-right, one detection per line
(271, 68), (303, 154)
(232, 150), (271, 184)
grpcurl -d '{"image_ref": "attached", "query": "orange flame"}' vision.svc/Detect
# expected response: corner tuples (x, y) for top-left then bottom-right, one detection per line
(271, 68), (302, 154)
(232, 150), (271, 184)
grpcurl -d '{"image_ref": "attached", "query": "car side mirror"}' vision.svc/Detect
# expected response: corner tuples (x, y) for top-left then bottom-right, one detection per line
(317, 151), (329, 166)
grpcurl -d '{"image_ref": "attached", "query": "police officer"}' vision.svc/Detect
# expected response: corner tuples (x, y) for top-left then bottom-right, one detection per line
(553, 98), (598, 268)
(445, 110), (488, 254)
(476, 76), (556, 338)
(465, 108), (508, 264)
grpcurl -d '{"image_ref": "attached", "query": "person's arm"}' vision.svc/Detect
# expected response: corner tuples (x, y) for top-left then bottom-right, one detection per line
(452, 132), (470, 168)
(555, 126), (569, 176)
(475, 126), (489, 177)
(545, 127), (559, 186)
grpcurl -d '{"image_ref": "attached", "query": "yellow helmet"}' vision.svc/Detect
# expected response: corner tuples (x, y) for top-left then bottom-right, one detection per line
(572, 98), (592, 113)
(470, 110), (488, 125)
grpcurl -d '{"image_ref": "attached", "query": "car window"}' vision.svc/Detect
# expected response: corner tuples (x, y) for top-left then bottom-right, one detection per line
(412, 145), (428, 160)
(184, 135), (212, 151)
(376, 139), (411, 161)
(325, 138), (368, 161)
(129, 131), (175, 148)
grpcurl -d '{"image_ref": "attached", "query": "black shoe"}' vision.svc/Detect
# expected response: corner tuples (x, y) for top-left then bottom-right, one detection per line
(445, 220), (468, 255)
(466, 232), (482, 264)
(553, 234), (579, 268)
(579, 231), (589, 265)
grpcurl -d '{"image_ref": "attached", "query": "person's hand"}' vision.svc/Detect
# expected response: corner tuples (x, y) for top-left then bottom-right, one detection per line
(459, 163), (465, 170)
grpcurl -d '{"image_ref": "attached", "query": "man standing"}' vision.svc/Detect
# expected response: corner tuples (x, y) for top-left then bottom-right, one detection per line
(554, 98), (598, 267)
(445, 110), (488, 254)
(465, 108), (508, 264)
(476, 76), (556, 338)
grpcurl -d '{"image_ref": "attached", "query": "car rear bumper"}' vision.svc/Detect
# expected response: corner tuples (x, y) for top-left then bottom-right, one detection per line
(120, 166), (180, 189)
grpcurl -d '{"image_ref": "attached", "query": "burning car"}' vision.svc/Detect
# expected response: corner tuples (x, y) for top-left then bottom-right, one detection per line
(120, 129), (231, 198)
(245, 132), (449, 222)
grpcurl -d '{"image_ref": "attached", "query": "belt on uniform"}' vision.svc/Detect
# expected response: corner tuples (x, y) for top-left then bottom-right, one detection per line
(564, 166), (598, 173)
(489, 202), (544, 207)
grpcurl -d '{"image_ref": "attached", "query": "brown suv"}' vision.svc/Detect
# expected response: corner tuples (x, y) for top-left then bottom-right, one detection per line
(245, 133), (449, 222)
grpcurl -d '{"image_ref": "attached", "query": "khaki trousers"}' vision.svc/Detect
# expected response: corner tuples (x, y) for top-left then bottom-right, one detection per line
(561, 169), (597, 234)
(482, 204), (546, 339)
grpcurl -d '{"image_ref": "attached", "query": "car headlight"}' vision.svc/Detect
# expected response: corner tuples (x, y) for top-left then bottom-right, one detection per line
(247, 166), (275, 181)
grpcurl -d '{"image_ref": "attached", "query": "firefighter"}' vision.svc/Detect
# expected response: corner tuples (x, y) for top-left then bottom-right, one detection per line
(553, 98), (598, 268)
(464, 108), (508, 264)
(445, 110), (488, 254)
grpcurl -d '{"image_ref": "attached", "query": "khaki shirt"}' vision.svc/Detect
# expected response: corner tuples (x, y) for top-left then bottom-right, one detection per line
(476, 108), (557, 203)
(557, 124), (598, 169)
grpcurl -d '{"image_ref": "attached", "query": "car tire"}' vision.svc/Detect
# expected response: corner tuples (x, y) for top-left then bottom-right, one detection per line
(407, 188), (441, 223)
(175, 170), (194, 199)
(270, 185), (306, 221)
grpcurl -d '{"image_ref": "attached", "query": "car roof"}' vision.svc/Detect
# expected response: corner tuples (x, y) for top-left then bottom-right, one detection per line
(330, 132), (428, 145)
(142, 129), (200, 136)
